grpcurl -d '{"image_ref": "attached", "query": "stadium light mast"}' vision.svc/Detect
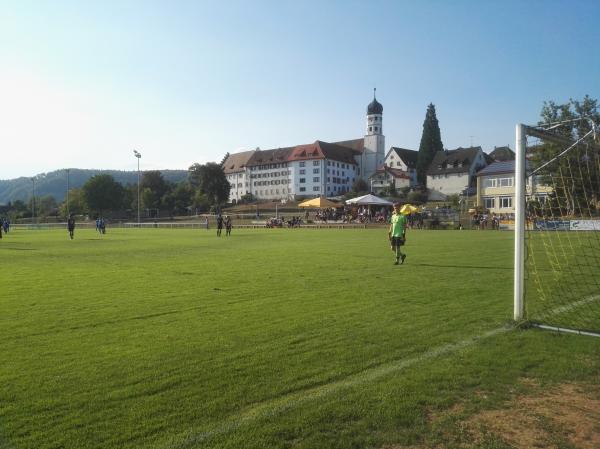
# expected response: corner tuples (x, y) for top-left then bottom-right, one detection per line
(31, 177), (36, 224)
(66, 168), (70, 218)
(133, 150), (142, 225)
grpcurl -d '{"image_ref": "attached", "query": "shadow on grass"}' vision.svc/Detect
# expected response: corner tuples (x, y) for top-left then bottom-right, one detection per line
(10, 305), (207, 340)
(416, 263), (512, 270)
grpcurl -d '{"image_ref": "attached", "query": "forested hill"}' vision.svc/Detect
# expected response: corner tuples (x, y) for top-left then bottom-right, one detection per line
(0, 169), (189, 204)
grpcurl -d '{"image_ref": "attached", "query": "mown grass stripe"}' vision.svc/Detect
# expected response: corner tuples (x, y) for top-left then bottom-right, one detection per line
(159, 325), (512, 449)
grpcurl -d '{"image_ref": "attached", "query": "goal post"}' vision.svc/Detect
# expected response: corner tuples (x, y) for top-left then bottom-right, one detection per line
(514, 120), (600, 336)
(514, 124), (526, 321)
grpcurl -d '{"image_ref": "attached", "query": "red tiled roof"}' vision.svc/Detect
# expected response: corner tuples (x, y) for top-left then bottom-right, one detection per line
(373, 166), (410, 179)
(288, 142), (324, 161)
(247, 147), (295, 166)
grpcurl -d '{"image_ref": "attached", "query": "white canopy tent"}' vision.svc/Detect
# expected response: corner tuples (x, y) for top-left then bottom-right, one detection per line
(345, 194), (393, 206)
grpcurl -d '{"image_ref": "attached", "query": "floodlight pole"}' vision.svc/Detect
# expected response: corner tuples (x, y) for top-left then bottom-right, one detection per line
(134, 150), (142, 225)
(66, 168), (70, 218)
(514, 124), (526, 321)
(31, 177), (36, 224)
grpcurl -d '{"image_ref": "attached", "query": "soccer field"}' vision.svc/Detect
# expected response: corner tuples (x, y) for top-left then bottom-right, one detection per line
(1, 228), (598, 449)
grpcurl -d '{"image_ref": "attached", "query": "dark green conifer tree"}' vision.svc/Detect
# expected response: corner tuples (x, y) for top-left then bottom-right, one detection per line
(416, 103), (444, 186)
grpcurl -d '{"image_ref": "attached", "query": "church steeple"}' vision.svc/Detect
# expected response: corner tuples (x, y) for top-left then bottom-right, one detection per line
(366, 88), (383, 136)
(361, 89), (386, 182)
(367, 88), (383, 115)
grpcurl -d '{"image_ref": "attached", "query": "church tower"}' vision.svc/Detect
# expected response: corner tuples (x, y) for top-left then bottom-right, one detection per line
(362, 88), (385, 181)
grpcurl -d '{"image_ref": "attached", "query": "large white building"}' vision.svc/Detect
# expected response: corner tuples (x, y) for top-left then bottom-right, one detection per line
(223, 92), (386, 202)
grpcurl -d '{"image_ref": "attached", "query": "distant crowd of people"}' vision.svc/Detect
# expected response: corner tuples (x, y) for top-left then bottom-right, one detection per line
(471, 213), (511, 230)
(265, 216), (304, 228)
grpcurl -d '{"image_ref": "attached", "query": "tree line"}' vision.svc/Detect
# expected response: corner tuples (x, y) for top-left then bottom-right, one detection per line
(0, 163), (231, 220)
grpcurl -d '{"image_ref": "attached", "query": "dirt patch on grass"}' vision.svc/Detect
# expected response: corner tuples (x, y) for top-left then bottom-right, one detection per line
(383, 382), (600, 449)
(469, 383), (600, 449)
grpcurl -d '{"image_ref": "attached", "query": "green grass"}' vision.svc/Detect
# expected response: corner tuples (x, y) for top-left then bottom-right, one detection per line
(0, 228), (598, 449)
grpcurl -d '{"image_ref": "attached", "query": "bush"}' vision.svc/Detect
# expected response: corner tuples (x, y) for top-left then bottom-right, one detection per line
(407, 191), (428, 204)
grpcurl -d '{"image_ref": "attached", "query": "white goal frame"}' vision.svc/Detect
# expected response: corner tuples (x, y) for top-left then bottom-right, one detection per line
(514, 122), (600, 336)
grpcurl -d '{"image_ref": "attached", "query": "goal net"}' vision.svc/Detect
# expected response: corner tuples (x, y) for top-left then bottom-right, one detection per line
(515, 120), (600, 336)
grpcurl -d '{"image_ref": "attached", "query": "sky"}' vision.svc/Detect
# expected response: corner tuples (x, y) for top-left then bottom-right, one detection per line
(1, 0), (599, 180)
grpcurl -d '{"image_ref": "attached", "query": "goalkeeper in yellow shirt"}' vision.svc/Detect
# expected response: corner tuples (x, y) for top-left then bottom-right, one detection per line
(388, 203), (407, 265)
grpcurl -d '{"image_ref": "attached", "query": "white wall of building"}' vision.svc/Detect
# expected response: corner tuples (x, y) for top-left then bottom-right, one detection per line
(427, 172), (471, 195)
(324, 159), (356, 197)
(227, 171), (250, 202)
(384, 152), (417, 185)
(249, 163), (293, 200)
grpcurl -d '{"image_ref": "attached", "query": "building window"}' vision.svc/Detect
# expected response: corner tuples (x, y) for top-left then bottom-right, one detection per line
(313, 168), (319, 174)
(299, 187), (306, 192)
(313, 177), (319, 182)
(485, 178), (497, 188)
(313, 161), (319, 166)
(300, 169), (305, 174)
(484, 197), (495, 209)
(299, 178), (305, 183)
(499, 177), (513, 187)
(313, 186), (320, 191)
(369, 127), (372, 132)
(300, 161), (305, 167)
(500, 197), (512, 208)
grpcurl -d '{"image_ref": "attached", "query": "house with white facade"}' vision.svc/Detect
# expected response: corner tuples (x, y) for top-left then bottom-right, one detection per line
(223, 150), (256, 203)
(384, 147), (418, 186)
(427, 146), (487, 197)
(369, 166), (410, 195)
(476, 160), (552, 213)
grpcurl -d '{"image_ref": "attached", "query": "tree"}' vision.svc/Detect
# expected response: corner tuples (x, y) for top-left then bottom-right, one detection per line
(37, 195), (58, 217)
(162, 182), (194, 216)
(7, 200), (28, 219)
(82, 174), (125, 215)
(416, 103), (444, 187)
(188, 163), (230, 206)
(407, 190), (428, 204)
(532, 95), (600, 216)
(351, 178), (369, 195)
(219, 152), (230, 167)
(447, 194), (460, 209)
(387, 182), (397, 197)
(240, 193), (254, 204)
(141, 171), (170, 210)
(59, 188), (87, 217)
